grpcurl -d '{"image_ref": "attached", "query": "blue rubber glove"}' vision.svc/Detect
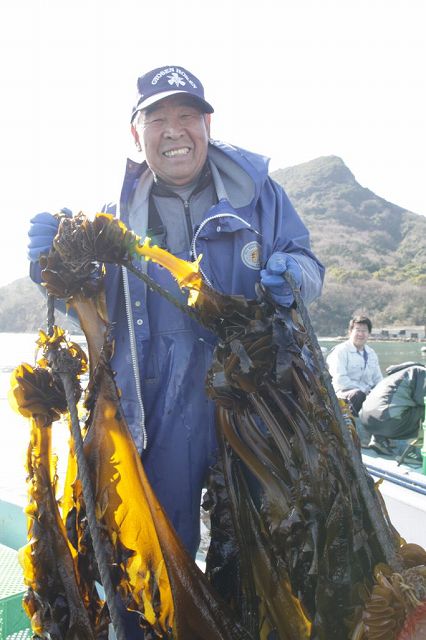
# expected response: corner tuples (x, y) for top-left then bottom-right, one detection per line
(27, 208), (72, 261)
(260, 252), (302, 307)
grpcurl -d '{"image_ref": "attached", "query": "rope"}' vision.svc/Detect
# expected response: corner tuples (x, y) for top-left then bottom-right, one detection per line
(284, 272), (402, 571)
(125, 261), (200, 322)
(58, 367), (127, 640)
(47, 294), (56, 337)
(397, 440), (422, 467)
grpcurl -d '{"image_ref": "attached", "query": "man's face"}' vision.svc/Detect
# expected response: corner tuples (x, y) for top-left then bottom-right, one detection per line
(349, 322), (370, 349)
(133, 94), (211, 186)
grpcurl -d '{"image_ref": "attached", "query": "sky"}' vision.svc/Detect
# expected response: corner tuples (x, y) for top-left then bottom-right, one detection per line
(1, 0), (425, 288)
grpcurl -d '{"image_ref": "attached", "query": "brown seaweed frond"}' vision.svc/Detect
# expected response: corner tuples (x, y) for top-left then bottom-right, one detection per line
(353, 562), (426, 640)
(53, 212), (135, 272)
(36, 327), (88, 376)
(79, 335), (254, 640)
(44, 241), (254, 638)
(39, 212), (134, 299)
(362, 572), (406, 639)
(204, 305), (403, 638)
(399, 544), (426, 569)
(9, 362), (68, 427)
(9, 358), (105, 639)
(31, 211), (426, 639)
(40, 212), (205, 304)
(12, 328), (87, 402)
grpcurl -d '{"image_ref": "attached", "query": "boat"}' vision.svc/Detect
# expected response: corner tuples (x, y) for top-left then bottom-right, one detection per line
(361, 448), (426, 548)
(2, 214), (426, 639)
(2, 452), (426, 639)
(2, 375), (425, 639)
(0, 499), (30, 639)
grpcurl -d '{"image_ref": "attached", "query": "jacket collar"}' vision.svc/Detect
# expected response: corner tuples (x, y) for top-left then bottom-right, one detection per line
(347, 340), (373, 354)
(120, 139), (270, 219)
(151, 161), (213, 198)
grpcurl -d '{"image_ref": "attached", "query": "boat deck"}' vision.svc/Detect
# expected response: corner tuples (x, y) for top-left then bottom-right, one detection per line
(0, 543), (30, 640)
(362, 447), (426, 548)
(0, 437), (425, 639)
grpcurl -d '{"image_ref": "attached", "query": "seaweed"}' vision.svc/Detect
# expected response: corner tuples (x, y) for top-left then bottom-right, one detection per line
(9, 330), (107, 639)
(12, 211), (426, 639)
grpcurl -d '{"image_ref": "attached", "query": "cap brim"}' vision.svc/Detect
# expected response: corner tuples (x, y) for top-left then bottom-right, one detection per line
(131, 90), (214, 121)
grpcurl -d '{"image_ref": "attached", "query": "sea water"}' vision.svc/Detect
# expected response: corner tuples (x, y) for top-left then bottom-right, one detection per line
(1, 332), (425, 505)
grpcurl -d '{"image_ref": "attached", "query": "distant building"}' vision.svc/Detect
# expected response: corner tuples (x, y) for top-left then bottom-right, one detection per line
(372, 325), (425, 340)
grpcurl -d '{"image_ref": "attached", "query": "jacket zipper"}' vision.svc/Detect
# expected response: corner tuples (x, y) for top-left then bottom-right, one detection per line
(122, 265), (147, 451)
(191, 212), (258, 287)
(183, 200), (193, 247)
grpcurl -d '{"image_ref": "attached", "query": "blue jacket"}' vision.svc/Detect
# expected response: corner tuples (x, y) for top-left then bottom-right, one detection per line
(100, 140), (324, 556)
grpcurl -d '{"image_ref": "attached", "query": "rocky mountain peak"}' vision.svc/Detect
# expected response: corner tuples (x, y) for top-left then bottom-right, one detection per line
(272, 155), (356, 194)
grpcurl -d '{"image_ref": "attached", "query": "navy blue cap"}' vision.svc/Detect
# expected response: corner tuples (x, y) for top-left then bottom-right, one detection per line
(131, 66), (214, 123)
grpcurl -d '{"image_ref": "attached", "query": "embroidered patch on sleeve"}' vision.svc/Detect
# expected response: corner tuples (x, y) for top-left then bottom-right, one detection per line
(241, 241), (261, 269)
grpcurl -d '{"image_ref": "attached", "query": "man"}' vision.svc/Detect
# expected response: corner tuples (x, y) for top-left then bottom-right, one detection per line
(28, 65), (324, 560)
(326, 315), (382, 418)
(359, 362), (425, 459)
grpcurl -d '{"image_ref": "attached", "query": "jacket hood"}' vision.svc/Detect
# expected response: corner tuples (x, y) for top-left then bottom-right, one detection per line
(120, 140), (271, 217)
(207, 139), (270, 206)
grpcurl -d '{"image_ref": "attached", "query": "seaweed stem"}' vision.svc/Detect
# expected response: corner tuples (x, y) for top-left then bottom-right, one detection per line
(284, 271), (402, 571)
(58, 368), (127, 640)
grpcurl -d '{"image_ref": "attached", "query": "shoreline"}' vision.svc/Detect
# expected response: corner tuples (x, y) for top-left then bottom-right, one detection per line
(0, 330), (425, 344)
(318, 337), (426, 344)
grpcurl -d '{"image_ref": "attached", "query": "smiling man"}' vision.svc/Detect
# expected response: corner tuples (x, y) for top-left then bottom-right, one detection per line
(326, 315), (383, 417)
(28, 65), (324, 567)
(133, 93), (211, 186)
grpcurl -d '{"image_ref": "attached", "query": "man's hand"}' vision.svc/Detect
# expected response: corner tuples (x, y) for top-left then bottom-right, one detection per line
(260, 252), (302, 307)
(27, 208), (72, 261)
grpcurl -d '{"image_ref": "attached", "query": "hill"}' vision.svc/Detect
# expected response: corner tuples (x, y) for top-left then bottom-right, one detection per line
(1, 156), (425, 336)
(0, 277), (79, 333)
(271, 156), (426, 335)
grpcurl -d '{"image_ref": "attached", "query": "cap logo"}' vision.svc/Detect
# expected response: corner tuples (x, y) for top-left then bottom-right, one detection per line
(167, 72), (186, 87)
(151, 67), (198, 88)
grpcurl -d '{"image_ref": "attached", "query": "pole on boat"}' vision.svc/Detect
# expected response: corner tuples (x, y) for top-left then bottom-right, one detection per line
(46, 294), (127, 640)
(283, 274), (402, 571)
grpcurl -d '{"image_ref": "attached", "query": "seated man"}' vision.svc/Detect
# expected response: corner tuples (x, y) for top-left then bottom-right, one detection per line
(326, 315), (382, 416)
(359, 362), (425, 460)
